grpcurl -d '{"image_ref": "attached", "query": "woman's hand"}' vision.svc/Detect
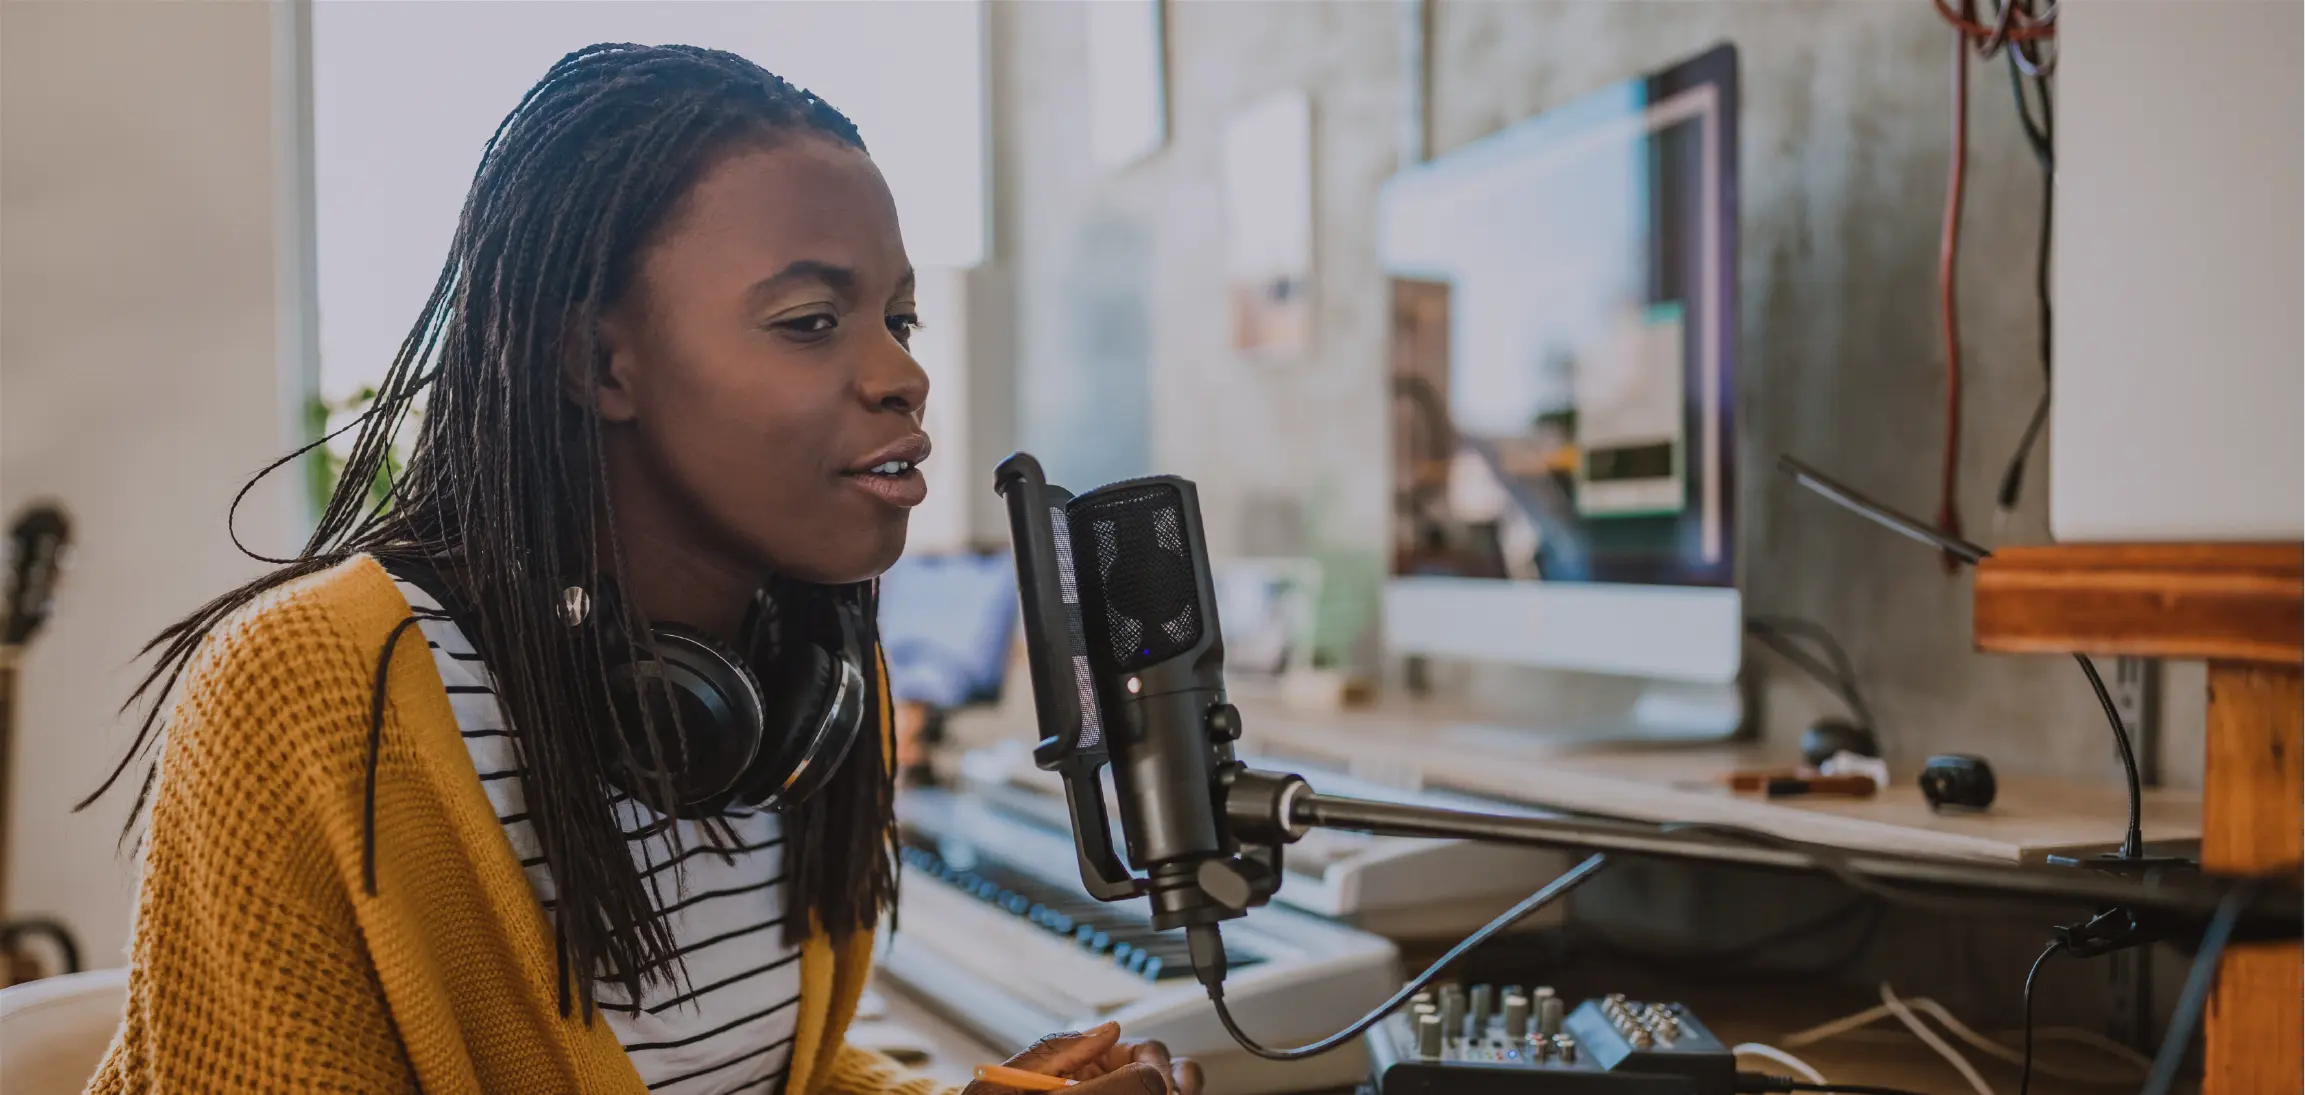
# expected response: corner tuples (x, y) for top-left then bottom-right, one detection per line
(963, 1021), (1204, 1095)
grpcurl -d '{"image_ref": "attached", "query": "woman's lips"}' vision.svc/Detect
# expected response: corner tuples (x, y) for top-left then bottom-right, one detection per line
(844, 466), (928, 508)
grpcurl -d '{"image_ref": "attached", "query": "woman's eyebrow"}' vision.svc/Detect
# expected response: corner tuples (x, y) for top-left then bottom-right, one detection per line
(747, 259), (857, 303)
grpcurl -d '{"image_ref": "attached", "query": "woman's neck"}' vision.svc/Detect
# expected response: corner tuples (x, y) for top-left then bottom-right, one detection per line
(604, 502), (757, 643)
(617, 540), (754, 641)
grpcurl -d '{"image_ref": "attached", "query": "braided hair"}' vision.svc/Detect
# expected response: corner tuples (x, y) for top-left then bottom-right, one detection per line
(85, 44), (898, 1017)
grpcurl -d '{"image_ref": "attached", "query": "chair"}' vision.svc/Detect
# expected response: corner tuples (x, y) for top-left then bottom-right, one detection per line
(0, 968), (125, 1095)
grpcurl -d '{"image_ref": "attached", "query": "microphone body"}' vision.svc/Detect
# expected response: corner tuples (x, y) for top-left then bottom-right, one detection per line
(1100, 608), (1231, 928)
(995, 456), (1258, 932)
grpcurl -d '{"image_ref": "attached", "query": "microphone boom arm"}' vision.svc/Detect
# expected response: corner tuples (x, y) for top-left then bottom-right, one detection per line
(1205, 766), (2300, 940)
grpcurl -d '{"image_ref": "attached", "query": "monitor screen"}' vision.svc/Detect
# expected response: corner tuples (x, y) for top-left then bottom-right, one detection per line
(1382, 43), (1738, 590)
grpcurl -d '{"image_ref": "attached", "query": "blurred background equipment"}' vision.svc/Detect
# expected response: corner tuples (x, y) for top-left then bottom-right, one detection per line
(879, 550), (1018, 712)
(2, 503), (81, 988)
(879, 550), (1018, 788)
(1378, 43), (1745, 722)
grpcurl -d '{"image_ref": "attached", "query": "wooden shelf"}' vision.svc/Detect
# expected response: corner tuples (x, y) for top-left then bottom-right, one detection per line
(1973, 541), (2300, 1095)
(1974, 542), (2301, 664)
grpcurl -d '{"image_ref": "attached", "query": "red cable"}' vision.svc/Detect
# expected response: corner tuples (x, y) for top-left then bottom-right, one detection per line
(1928, 0), (2055, 567)
(1932, 0), (2055, 45)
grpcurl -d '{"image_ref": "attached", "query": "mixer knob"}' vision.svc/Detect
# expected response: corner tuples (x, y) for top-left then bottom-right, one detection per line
(1417, 1013), (1444, 1059)
(1502, 993), (1530, 1040)
(1526, 1030), (1551, 1061)
(1534, 987), (1563, 1036)
(1628, 1028), (1653, 1049)
(1440, 991), (1466, 1042)
(1410, 990), (1433, 1011)
(1469, 984), (1493, 1034)
(1554, 1034), (1578, 1063)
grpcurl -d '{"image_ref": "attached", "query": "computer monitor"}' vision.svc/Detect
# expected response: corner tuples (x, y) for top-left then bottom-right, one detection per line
(1380, 43), (1741, 687)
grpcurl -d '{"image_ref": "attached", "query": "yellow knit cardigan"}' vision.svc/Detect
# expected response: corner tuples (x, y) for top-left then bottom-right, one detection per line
(88, 555), (951, 1095)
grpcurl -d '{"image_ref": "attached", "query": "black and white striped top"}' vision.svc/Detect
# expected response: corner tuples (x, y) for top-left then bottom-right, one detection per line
(395, 576), (801, 1095)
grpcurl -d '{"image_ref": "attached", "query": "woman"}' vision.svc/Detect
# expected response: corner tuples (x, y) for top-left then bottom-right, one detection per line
(83, 44), (1200, 1095)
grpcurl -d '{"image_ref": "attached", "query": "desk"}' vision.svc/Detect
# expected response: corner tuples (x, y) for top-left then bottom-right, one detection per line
(945, 700), (2200, 865)
(867, 969), (2126, 1095)
(853, 976), (1003, 1088)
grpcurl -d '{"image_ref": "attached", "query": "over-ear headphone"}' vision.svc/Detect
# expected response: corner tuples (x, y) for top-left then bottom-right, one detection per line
(390, 560), (871, 819)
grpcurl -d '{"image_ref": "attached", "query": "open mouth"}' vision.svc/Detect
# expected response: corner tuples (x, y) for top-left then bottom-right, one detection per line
(843, 436), (931, 509)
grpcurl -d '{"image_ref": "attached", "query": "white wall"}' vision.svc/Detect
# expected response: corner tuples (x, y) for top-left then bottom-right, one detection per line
(310, 0), (988, 403)
(2052, 0), (2303, 542)
(0, 1), (304, 967)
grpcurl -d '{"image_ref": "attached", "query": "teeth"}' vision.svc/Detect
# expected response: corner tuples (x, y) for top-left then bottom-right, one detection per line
(869, 461), (911, 475)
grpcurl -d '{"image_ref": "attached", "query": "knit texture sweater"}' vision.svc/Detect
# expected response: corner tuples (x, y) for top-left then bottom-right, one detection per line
(85, 555), (951, 1095)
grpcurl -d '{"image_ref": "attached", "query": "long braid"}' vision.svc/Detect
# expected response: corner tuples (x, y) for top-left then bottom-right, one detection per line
(84, 43), (896, 1017)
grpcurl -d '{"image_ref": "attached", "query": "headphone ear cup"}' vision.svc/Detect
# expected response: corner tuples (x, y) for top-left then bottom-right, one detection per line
(738, 643), (868, 810)
(604, 627), (767, 816)
(775, 656), (868, 808)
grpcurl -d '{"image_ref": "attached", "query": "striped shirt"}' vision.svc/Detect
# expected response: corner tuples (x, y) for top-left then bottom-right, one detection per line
(394, 576), (801, 1095)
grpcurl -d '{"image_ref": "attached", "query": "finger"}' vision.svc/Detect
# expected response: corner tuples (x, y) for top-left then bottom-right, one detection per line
(1006, 1022), (1123, 1075)
(1172, 1057), (1204, 1095)
(1129, 1041), (1174, 1075)
(1069, 1063), (1169, 1095)
(1088, 1041), (1140, 1076)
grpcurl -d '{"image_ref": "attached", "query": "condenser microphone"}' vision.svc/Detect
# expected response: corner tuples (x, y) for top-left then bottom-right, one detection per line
(994, 454), (1263, 936)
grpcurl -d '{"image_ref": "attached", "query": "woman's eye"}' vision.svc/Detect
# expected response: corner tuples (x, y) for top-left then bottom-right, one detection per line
(886, 313), (923, 345)
(773, 313), (838, 336)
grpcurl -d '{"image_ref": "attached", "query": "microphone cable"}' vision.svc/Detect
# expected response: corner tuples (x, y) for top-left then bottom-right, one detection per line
(1192, 852), (1611, 1061)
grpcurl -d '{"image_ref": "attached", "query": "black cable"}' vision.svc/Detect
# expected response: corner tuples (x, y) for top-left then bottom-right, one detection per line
(2073, 653), (2145, 860)
(1746, 615), (1877, 734)
(2018, 938), (2063, 1095)
(1202, 853), (1610, 1060)
(1997, 48), (2055, 512)
(2141, 883), (2253, 1095)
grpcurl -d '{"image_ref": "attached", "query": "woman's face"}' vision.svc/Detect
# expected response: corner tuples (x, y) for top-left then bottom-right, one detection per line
(594, 133), (929, 590)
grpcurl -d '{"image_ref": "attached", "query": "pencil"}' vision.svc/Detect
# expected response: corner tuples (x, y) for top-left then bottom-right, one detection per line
(973, 1064), (1076, 1091)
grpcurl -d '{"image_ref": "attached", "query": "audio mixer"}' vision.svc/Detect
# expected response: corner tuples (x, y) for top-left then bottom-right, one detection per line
(1364, 984), (1735, 1094)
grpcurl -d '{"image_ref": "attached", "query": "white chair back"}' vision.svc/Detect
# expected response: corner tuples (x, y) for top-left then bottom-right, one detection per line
(0, 968), (126, 1095)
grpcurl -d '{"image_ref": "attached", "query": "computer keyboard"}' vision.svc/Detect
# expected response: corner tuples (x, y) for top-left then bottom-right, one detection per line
(897, 839), (1265, 985)
(953, 739), (1572, 933)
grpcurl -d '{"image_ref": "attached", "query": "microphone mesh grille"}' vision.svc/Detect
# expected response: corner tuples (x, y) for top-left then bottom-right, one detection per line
(1068, 481), (1203, 675)
(1049, 505), (1104, 750)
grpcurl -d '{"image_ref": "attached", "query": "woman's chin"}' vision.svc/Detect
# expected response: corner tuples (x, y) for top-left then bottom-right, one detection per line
(769, 523), (909, 587)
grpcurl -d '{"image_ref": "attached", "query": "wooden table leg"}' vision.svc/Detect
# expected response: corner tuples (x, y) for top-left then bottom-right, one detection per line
(2201, 662), (2301, 1095)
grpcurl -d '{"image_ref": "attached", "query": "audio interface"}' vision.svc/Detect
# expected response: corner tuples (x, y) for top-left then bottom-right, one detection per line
(1364, 984), (1734, 1094)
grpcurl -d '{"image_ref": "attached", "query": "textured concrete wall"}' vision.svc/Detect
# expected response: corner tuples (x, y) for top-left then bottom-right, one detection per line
(985, 0), (2205, 794)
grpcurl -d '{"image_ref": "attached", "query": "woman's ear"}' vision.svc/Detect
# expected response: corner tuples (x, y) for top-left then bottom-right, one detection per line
(574, 309), (644, 423)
